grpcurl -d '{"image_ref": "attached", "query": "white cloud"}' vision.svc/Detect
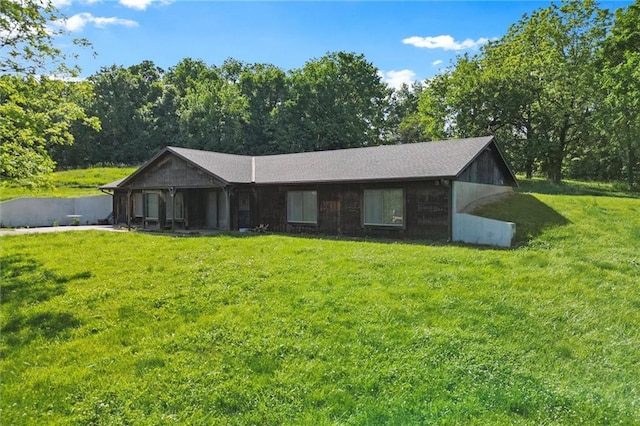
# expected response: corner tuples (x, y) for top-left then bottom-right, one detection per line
(119, 0), (171, 10)
(402, 35), (490, 51)
(378, 69), (417, 90)
(51, 0), (103, 6)
(119, 0), (153, 10)
(432, 59), (443, 67)
(62, 13), (138, 32)
(51, 0), (73, 7)
(50, 0), (170, 10)
(48, 74), (86, 82)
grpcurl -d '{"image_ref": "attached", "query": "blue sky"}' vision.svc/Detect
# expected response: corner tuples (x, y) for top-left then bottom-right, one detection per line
(53, 0), (632, 88)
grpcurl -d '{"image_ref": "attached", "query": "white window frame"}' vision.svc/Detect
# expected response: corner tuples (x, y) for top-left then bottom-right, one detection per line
(363, 188), (404, 227)
(287, 190), (318, 224)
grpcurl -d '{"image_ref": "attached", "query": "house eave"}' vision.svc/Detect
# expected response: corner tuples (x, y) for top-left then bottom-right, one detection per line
(252, 175), (457, 186)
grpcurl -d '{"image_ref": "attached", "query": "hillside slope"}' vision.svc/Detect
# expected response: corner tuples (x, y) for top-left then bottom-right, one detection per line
(0, 167), (135, 201)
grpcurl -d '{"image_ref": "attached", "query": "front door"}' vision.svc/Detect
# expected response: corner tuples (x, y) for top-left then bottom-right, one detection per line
(238, 192), (251, 228)
(206, 191), (218, 229)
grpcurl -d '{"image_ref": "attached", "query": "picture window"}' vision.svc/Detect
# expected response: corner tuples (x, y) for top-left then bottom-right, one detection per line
(363, 188), (403, 226)
(287, 191), (317, 224)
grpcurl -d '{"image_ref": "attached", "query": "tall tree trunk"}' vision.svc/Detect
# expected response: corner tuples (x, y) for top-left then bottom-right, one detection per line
(524, 122), (534, 179)
(548, 118), (570, 183)
(525, 162), (533, 179)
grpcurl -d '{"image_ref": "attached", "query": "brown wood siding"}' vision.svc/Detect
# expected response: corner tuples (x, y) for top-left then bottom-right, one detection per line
(255, 186), (286, 232)
(123, 152), (225, 189)
(458, 146), (514, 186)
(406, 181), (450, 239)
(255, 180), (450, 240)
(227, 186), (254, 230)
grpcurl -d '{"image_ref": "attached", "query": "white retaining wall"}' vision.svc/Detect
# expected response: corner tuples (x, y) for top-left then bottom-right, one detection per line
(0, 195), (111, 228)
(452, 181), (515, 247)
(452, 213), (516, 248)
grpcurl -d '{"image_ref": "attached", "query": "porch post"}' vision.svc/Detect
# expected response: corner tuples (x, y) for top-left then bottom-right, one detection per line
(126, 189), (132, 228)
(222, 186), (232, 231)
(169, 186), (176, 231)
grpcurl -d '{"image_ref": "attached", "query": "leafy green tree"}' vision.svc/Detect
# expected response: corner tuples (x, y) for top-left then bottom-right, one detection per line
(150, 82), (181, 151)
(0, 0), (89, 76)
(178, 72), (249, 154)
(238, 63), (287, 154)
(165, 58), (218, 98)
(491, 0), (610, 182)
(599, 1), (640, 187)
(0, 75), (99, 187)
(414, 0), (612, 182)
(274, 52), (390, 153)
(414, 73), (453, 142)
(0, 0), (96, 186)
(470, 37), (549, 178)
(386, 82), (424, 144)
(58, 63), (165, 167)
(157, 58), (220, 151)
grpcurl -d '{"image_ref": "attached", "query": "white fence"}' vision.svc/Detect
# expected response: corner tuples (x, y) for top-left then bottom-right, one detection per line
(452, 182), (515, 247)
(0, 195), (111, 228)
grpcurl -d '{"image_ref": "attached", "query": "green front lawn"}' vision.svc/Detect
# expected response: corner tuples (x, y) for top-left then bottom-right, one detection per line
(1, 187), (639, 424)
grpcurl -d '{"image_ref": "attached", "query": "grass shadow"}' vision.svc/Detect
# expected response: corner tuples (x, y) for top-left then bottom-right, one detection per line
(1, 254), (92, 305)
(2, 311), (82, 339)
(1, 254), (90, 352)
(472, 193), (570, 246)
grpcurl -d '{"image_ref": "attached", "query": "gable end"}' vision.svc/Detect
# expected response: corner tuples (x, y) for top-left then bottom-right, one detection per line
(457, 142), (517, 186)
(121, 151), (226, 189)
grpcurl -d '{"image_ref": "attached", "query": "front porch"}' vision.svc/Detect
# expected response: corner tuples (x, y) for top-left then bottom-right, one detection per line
(114, 187), (230, 231)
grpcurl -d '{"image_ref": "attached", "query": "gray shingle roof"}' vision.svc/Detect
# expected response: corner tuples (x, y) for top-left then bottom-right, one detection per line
(255, 136), (494, 184)
(168, 146), (253, 183)
(103, 136), (502, 189)
(99, 177), (127, 190)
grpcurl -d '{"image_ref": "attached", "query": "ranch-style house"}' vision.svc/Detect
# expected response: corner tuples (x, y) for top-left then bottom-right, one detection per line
(101, 136), (518, 246)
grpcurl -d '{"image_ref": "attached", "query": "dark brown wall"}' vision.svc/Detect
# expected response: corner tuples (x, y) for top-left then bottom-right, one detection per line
(254, 180), (450, 240)
(124, 152), (225, 189)
(458, 145), (515, 186)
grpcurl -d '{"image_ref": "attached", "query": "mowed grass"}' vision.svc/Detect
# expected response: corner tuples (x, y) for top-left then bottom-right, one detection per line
(0, 167), (136, 201)
(1, 188), (639, 424)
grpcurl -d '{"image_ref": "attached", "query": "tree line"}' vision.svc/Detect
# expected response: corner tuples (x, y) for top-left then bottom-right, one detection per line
(1, 0), (638, 188)
(50, 52), (390, 168)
